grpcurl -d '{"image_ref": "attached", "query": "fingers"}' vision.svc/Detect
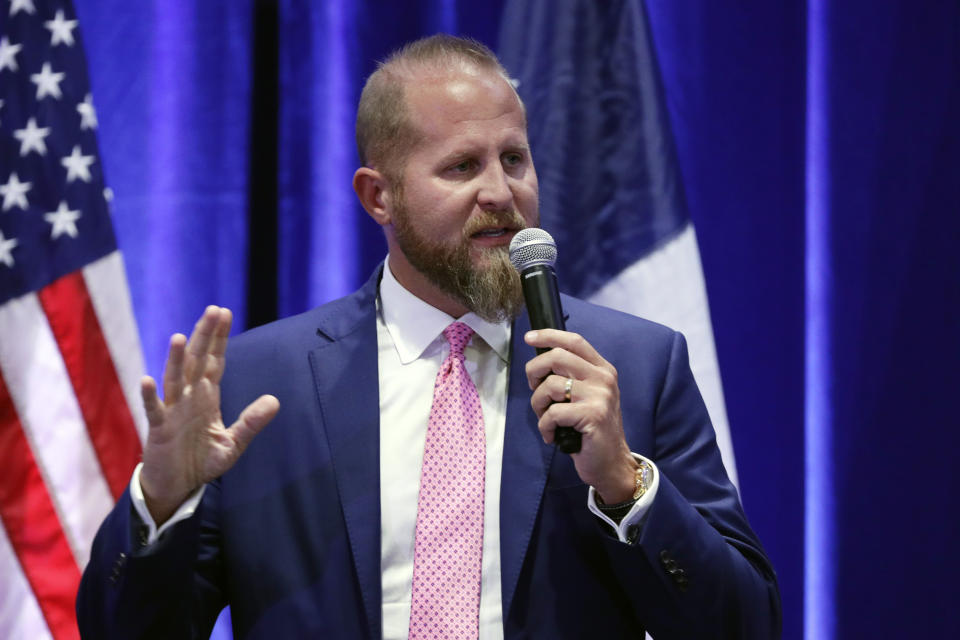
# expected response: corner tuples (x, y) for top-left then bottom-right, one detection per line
(140, 375), (165, 427)
(183, 305), (222, 383)
(536, 402), (585, 444)
(161, 307), (233, 404)
(227, 395), (280, 456)
(206, 307), (233, 384)
(162, 333), (187, 402)
(530, 374), (575, 417)
(535, 384), (618, 443)
(525, 329), (605, 365)
(525, 348), (582, 390)
(183, 306), (232, 385)
(525, 335), (621, 449)
(525, 346), (617, 395)
(530, 374), (577, 445)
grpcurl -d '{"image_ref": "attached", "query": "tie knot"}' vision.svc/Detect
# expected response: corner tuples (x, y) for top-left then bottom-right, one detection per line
(443, 322), (474, 359)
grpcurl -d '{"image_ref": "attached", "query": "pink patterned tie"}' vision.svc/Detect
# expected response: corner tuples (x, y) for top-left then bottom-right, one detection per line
(408, 322), (486, 640)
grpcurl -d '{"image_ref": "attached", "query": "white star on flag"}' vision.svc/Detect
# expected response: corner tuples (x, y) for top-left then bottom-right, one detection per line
(44, 201), (81, 239)
(44, 10), (77, 47)
(30, 62), (65, 100)
(0, 230), (18, 267)
(9, 0), (36, 17)
(0, 36), (21, 72)
(61, 145), (95, 183)
(13, 117), (51, 157)
(0, 172), (31, 211)
(77, 94), (98, 130)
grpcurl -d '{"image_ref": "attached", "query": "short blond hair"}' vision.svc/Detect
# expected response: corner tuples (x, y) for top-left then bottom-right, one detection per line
(355, 34), (519, 182)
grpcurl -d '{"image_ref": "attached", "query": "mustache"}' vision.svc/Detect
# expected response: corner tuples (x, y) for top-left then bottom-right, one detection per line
(461, 210), (531, 239)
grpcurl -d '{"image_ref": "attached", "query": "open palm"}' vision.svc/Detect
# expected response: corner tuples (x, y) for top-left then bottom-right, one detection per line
(138, 306), (279, 524)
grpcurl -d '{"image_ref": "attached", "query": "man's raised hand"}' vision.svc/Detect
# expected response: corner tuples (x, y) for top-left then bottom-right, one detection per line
(139, 306), (279, 525)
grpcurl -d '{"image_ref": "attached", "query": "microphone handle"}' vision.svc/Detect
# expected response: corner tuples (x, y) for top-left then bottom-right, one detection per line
(520, 266), (582, 454)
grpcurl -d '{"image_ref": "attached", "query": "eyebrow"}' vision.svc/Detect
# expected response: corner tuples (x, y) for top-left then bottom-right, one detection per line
(435, 141), (531, 167)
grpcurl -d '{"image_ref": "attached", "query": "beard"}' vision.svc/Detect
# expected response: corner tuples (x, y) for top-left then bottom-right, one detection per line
(392, 195), (530, 323)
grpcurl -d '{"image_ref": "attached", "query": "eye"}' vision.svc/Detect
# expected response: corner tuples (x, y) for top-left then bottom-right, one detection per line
(448, 159), (476, 174)
(502, 152), (524, 167)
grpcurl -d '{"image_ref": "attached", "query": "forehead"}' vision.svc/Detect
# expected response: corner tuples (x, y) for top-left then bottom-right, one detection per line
(402, 69), (528, 152)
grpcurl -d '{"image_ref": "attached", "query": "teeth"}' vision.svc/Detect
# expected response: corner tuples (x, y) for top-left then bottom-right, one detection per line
(476, 228), (506, 237)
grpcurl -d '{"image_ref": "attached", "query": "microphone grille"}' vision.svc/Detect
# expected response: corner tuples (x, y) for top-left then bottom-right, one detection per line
(509, 228), (557, 271)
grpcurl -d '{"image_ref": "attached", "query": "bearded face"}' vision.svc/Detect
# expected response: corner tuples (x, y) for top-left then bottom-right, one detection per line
(391, 188), (529, 323)
(373, 69), (540, 321)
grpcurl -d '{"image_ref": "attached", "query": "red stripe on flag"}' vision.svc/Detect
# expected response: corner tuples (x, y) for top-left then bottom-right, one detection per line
(37, 271), (142, 499)
(0, 371), (81, 640)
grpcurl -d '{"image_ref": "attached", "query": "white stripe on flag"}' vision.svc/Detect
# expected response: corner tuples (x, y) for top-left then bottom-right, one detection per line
(83, 252), (149, 445)
(0, 508), (54, 640)
(588, 222), (738, 488)
(0, 293), (115, 568)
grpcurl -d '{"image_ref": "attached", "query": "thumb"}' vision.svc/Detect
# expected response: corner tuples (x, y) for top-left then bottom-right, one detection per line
(227, 394), (280, 455)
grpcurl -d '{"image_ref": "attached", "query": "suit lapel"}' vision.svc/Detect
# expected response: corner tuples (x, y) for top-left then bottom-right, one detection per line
(308, 269), (383, 640)
(499, 311), (557, 620)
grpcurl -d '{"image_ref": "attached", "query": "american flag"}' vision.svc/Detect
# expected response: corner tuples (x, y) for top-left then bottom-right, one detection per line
(0, 1), (146, 638)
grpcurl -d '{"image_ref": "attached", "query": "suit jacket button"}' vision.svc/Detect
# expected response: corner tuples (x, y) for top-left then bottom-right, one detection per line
(109, 552), (127, 584)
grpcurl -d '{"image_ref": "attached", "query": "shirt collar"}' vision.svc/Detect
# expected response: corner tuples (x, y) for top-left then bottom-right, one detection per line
(379, 255), (511, 365)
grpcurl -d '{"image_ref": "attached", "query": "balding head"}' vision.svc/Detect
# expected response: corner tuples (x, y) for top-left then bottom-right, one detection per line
(355, 34), (523, 183)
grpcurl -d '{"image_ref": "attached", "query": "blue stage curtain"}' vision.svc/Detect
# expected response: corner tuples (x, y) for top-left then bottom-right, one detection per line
(804, 2), (960, 638)
(643, 1), (807, 635)
(71, 1), (959, 639)
(74, 0), (254, 382)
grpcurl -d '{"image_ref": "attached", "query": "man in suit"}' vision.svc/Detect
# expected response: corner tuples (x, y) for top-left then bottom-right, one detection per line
(78, 35), (780, 639)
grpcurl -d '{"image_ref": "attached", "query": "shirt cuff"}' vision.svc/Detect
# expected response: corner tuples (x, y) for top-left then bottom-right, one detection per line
(129, 462), (206, 546)
(586, 453), (660, 544)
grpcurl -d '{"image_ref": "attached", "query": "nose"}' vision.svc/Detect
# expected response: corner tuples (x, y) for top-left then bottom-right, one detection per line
(476, 164), (513, 212)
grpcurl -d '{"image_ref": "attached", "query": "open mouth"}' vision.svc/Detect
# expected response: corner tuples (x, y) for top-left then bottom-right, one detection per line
(470, 224), (526, 241)
(471, 227), (511, 238)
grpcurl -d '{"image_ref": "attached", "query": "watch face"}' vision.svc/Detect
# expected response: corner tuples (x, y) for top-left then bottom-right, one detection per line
(639, 462), (653, 488)
(633, 461), (653, 500)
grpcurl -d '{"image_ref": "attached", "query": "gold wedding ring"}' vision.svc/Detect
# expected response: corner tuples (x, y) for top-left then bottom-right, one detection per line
(563, 377), (573, 402)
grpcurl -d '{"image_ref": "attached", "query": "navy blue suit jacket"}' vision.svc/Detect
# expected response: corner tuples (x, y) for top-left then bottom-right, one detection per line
(78, 267), (780, 638)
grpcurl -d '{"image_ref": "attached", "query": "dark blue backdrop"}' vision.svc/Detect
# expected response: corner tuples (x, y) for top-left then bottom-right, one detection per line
(71, 1), (960, 639)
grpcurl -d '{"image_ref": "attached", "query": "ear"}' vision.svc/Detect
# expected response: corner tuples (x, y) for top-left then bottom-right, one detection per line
(353, 167), (393, 226)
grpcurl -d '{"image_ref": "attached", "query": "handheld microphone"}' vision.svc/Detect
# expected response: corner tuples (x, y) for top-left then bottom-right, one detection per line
(509, 228), (582, 454)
